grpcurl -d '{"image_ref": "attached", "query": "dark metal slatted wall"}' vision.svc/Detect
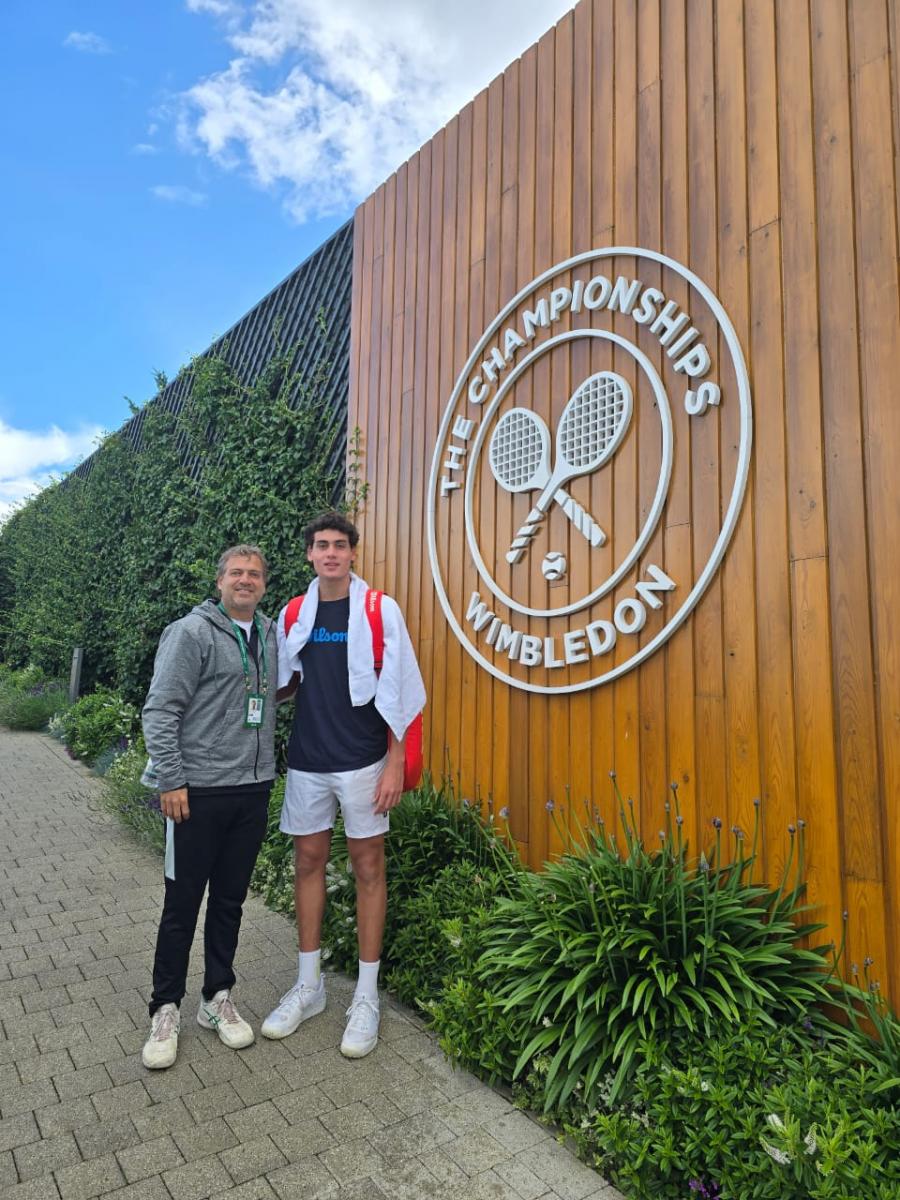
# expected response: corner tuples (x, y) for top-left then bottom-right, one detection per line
(73, 219), (353, 491)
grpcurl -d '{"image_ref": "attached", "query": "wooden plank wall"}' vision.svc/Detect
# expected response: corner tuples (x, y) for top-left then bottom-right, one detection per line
(348, 0), (900, 995)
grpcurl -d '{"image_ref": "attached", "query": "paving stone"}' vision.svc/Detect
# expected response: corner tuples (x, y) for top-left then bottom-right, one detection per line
(73, 1115), (142, 1161)
(0, 1110), (40, 1153)
(131, 1097), (194, 1141)
(117, 1133), (186, 1183)
(489, 1111), (553, 1154)
(463, 1169), (527, 1200)
(210, 1181), (278, 1200)
(53, 1064), (114, 1100)
(218, 1134), (286, 1185)
(319, 1101), (379, 1141)
(369, 1157), (445, 1200)
(102, 1178), (172, 1200)
(34, 1096), (99, 1137)
(91, 1079), (153, 1121)
(266, 1160), (341, 1200)
(271, 1086), (335, 1125)
(270, 1117), (335, 1160)
(13, 1129), (81, 1180)
(0, 1077), (59, 1117)
(0, 1033), (37, 1066)
(318, 1135), (387, 1185)
(16, 1048), (75, 1083)
(0, 1147), (17, 1187)
(368, 1111), (455, 1161)
(439, 1127), (512, 1175)
(164, 1154), (235, 1200)
(174, 1118), (239, 1162)
(3, 1176), (62, 1200)
(495, 1156), (557, 1199)
(141, 1060), (207, 1105)
(54, 1151), (125, 1200)
(518, 1142), (605, 1200)
(184, 1082), (246, 1125)
(223, 1100), (288, 1143)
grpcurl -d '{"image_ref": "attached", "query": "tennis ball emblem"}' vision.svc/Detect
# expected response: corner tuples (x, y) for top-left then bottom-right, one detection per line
(541, 551), (567, 582)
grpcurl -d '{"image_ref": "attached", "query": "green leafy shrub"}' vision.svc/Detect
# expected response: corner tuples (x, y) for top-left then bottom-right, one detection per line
(0, 664), (68, 729)
(250, 778), (294, 913)
(98, 736), (164, 852)
(477, 786), (830, 1110)
(563, 1017), (900, 1200)
(57, 686), (139, 763)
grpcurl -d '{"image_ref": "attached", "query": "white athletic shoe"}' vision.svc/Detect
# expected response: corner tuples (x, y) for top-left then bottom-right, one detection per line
(340, 994), (380, 1059)
(142, 1003), (180, 1069)
(197, 989), (255, 1049)
(261, 979), (326, 1039)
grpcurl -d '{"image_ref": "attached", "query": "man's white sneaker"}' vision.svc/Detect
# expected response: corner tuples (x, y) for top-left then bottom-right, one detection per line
(260, 979), (326, 1039)
(340, 994), (380, 1059)
(142, 1003), (180, 1069)
(197, 990), (255, 1049)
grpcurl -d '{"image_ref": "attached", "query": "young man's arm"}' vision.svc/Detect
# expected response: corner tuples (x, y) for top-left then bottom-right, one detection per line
(373, 732), (406, 814)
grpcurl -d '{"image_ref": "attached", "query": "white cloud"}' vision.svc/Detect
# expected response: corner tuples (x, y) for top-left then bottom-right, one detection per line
(132, 143), (160, 155)
(64, 31), (113, 55)
(151, 184), (208, 206)
(178, 0), (576, 220)
(0, 421), (103, 523)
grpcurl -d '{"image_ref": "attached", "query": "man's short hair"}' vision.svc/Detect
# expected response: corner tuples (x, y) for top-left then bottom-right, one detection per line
(303, 511), (359, 550)
(216, 544), (269, 582)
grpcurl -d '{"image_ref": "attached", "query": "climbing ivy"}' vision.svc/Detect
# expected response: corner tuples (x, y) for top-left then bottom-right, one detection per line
(0, 348), (344, 703)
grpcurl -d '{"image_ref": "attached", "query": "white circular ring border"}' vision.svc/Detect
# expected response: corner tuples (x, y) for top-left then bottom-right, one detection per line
(427, 246), (753, 695)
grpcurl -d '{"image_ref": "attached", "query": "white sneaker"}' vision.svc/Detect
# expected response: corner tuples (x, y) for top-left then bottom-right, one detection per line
(197, 989), (255, 1049)
(340, 994), (380, 1059)
(142, 1003), (180, 1069)
(260, 979), (326, 1039)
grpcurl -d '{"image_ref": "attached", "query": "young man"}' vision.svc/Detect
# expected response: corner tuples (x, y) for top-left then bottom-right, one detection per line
(261, 512), (425, 1057)
(141, 545), (277, 1069)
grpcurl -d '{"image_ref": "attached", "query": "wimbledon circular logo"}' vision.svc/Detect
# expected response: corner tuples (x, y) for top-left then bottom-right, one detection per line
(427, 247), (752, 695)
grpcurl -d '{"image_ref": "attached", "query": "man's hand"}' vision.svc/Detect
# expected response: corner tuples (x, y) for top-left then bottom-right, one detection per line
(372, 749), (404, 815)
(160, 787), (190, 823)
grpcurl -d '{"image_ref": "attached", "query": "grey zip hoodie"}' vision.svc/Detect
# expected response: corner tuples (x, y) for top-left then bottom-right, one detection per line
(142, 599), (277, 793)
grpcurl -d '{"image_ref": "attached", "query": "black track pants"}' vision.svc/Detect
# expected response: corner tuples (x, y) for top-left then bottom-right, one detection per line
(149, 789), (269, 1016)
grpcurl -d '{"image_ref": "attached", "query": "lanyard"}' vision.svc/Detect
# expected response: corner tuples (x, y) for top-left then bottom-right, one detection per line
(217, 603), (268, 695)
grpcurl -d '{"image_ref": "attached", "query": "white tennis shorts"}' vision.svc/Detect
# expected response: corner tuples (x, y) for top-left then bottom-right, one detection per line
(280, 756), (389, 840)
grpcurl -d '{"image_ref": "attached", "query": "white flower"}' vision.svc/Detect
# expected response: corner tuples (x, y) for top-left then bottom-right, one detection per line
(700, 1080), (710, 1092)
(765, 1113), (786, 1132)
(761, 1139), (792, 1166)
(804, 1128), (818, 1156)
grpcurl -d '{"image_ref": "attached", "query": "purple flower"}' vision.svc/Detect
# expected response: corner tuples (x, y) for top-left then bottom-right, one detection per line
(499, 806), (509, 820)
(545, 799), (555, 812)
(712, 817), (722, 830)
(788, 824), (796, 835)
(676, 815), (684, 826)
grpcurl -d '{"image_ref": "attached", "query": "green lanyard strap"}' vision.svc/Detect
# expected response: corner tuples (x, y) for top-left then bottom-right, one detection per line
(217, 603), (268, 694)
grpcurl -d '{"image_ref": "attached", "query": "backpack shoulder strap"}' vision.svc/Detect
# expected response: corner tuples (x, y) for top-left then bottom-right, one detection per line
(283, 594), (305, 636)
(365, 589), (384, 672)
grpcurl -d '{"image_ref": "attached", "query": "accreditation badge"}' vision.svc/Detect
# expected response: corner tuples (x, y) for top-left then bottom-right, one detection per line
(244, 693), (265, 727)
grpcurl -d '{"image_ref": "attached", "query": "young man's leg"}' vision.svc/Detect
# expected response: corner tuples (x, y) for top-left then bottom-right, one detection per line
(261, 771), (335, 1039)
(338, 758), (390, 1058)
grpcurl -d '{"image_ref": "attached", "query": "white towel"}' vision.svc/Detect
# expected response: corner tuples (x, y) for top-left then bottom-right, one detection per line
(277, 573), (426, 742)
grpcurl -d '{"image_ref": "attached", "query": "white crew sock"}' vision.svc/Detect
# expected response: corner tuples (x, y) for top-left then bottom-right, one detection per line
(298, 949), (321, 987)
(355, 958), (380, 1001)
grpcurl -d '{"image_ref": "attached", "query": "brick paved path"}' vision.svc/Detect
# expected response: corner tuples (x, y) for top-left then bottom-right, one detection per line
(0, 731), (623, 1200)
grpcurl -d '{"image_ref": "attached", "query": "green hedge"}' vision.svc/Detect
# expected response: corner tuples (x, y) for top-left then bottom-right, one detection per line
(0, 349), (343, 705)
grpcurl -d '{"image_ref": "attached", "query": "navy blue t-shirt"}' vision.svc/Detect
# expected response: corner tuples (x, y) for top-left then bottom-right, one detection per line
(287, 596), (388, 772)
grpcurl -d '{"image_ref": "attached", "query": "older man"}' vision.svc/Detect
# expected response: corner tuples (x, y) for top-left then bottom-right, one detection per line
(141, 544), (277, 1069)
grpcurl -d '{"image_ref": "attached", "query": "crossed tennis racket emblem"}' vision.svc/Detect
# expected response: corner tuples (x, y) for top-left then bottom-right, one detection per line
(488, 370), (633, 564)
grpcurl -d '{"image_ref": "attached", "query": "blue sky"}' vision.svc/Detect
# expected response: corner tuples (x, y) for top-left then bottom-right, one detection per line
(0, 0), (575, 517)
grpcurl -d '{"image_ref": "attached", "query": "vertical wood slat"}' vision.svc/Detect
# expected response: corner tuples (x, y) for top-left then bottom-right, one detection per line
(347, 0), (900, 991)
